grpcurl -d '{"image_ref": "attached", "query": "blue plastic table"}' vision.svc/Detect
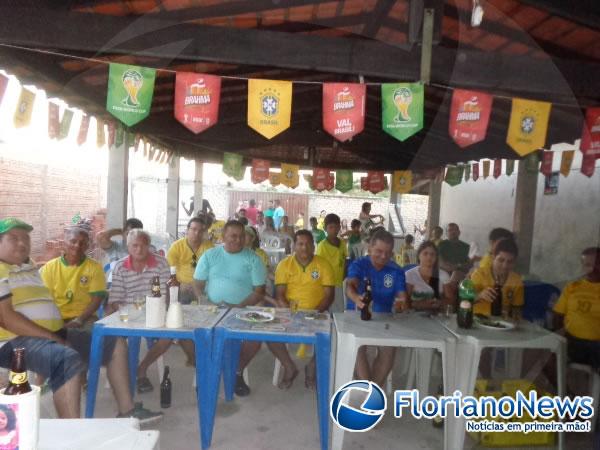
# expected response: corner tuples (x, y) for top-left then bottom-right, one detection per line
(204, 307), (332, 450)
(85, 305), (228, 449)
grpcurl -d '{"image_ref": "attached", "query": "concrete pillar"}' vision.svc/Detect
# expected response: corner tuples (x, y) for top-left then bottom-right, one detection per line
(106, 141), (128, 229)
(194, 160), (204, 215)
(167, 156), (180, 239)
(426, 179), (442, 230)
(513, 161), (538, 275)
(388, 189), (398, 233)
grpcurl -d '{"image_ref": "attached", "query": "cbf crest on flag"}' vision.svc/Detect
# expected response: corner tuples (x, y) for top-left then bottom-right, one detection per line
(449, 89), (493, 148)
(248, 79), (292, 139)
(322, 83), (365, 142)
(281, 163), (299, 188)
(381, 82), (423, 141)
(392, 171), (412, 194)
(174, 73), (221, 134)
(506, 98), (551, 156)
(107, 63), (156, 126)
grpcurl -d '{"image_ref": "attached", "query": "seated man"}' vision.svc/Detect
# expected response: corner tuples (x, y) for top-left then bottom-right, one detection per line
(96, 217), (144, 264)
(193, 220), (290, 396)
(1, 218), (160, 422)
(553, 247), (600, 368)
(479, 228), (514, 270)
(275, 230), (335, 388)
(438, 223), (472, 282)
(345, 229), (408, 387)
(109, 229), (194, 394)
(167, 216), (213, 305)
(41, 226), (106, 329)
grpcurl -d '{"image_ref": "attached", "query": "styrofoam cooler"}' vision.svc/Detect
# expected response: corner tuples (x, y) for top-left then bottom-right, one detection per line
(0, 384), (40, 450)
(145, 295), (166, 328)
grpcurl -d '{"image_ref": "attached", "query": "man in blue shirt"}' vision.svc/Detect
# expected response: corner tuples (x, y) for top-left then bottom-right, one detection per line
(272, 199), (285, 231)
(193, 220), (295, 396)
(345, 229), (408, 387)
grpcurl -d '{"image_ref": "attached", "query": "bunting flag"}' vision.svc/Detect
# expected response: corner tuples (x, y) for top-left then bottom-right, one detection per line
(76, 115), (90, 146)
(58, 109), (74, 140)
(281, 163), (300, 188)
(464, 164), (471, 182)
(472, 162), (480, 181)
(381, 82), (424, 141)
(540, 151), (553, 176)
(222, 152), (243, 179)
(581, 153), (596, 178)
(312, 168), (330, 191)
(449, 89), (493, 148)
(366, 171), (386, 194)
(335, 169), (353, 193)
(251, 159), (270, 184)
(482, 160), (490, 179)
(506, 98), (551, 156)
(174, 72), (221, 134)
(269, 171), (281, 186)
(322, 82), (366, 142)
(0, 74), (8, 107)
(96, 119), (105, 148)
(445, 165), (463, 186)
(392, 170), (412, 194)
(326, 172), (335, 191)
(580, 107), (600, 157)
(560, 150), (575, 177)
(106, 63), (156, 126)
(524, 152), (540, 173)
(107, 122), (116, 147)
(506, 160), (515, 176)
(48, 102), (59, 139)
(13, 87), (35, 128)
(493, 159), (502, 179)
(247, 79), (292, 139)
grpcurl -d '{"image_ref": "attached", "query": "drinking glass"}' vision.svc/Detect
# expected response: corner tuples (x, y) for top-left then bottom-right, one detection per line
(289, 299), (299, 316)
(119, 304), (129, 322)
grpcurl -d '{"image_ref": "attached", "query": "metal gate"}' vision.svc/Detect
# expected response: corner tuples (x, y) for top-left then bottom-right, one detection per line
(228, 190), (309, 228)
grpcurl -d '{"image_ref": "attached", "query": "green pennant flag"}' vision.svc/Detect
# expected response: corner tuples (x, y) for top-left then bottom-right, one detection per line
(335, 169), (353, 193)
(445, 165), (464, 187)
(381, 82), (424, 141)
(58, 109), (74, 140)
(223, 152), (243, 179)
(115, 125), (124, 147)
(106, 63), (156, 126)
(464, 163), (471, 182)
(524, 152), (540, 173)
(506, 159), (515, 176)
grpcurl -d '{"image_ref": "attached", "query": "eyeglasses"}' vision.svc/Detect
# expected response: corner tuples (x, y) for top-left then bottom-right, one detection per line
(191, 254), (198, 268)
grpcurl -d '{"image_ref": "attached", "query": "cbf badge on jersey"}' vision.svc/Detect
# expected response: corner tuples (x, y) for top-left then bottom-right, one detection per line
(383, 274), (394, 289)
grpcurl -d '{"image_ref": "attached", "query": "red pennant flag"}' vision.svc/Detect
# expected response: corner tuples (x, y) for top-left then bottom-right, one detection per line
(250, 159), (270, 184)
(107, 122), (116, 147)
(174, 72), (221, 134)
(0, 74), (8, 107)
(449, 89), (493, 148)
(312, 168), (330, 191)
(322, 82), (366, 142)
(76, 115), (90, 146)
(581, 107), (600, 158)
(540, 151), (553, 176)
(367, 171), (385, 194)
(581, 153), (596, 178)
(326, 172), (335, 191)
(48, 102), (59, 139)
(493, 159), (502, 179)
(472, 162), (480, 181)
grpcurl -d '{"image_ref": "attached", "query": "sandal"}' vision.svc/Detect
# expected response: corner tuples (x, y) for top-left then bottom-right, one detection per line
(136, 376), (154, 394)
(304, 364), (316, 390)
(278, 366), (299, 390)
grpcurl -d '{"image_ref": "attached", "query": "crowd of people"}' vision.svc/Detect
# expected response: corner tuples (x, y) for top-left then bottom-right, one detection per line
(0, 201), (597, 423)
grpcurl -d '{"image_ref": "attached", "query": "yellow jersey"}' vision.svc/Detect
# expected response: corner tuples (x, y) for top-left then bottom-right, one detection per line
(470, 267), (524, 316)
(553, 279), (600, 341)
(167, 238), (214, 284)
(275, 255), (335, 310)
(479, 253), (493, 270)
(316, 238), (347, 286)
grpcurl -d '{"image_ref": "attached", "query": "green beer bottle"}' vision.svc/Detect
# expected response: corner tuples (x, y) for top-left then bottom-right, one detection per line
(457, 279), (475, 329)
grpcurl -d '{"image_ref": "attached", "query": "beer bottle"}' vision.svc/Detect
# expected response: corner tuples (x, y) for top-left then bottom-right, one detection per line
(491, 283), (503, 317)
(151, 275), (161, 298)
(457, 279), (474, 329)
(160, 366), (172, 408)
(360, 277), (372, 321)
(5, 348), (32, 395)
(167, 266), (180, 304)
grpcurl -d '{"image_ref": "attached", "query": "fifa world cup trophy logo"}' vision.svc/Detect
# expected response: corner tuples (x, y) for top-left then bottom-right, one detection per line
(393, 87), (413, 122)
(122, 70), (143, 107)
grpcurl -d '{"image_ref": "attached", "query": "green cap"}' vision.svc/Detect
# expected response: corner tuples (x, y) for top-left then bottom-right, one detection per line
(458, 279), (476, 300)
(0, 218), (33, 234)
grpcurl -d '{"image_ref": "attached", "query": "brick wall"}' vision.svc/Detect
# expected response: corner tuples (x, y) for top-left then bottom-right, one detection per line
(308, 194), (390, 227)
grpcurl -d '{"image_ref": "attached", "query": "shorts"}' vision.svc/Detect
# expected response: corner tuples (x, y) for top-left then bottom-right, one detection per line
(566, 334), (600, 369)
(60, 328), (118, 366)
(0, 336), (84, 392)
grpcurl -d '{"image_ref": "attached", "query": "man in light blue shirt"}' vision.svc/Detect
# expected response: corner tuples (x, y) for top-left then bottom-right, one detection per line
(272, 199), (285, 231)
(193, 220), (292, 396)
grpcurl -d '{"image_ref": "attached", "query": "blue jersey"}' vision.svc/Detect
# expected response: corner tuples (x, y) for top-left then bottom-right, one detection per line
(346, 256), (406, 313)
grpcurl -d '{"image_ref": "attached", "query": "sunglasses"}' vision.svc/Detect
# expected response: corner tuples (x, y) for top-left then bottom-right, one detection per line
(191, 254), (198, 268)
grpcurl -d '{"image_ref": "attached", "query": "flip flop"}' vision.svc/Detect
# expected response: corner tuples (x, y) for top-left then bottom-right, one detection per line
(278, 366), (299, 390)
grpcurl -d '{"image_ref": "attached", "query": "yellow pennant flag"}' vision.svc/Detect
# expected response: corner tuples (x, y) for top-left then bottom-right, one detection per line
(280, 163), (299, 188)
(560, 150), (575, 177)
(13, 87), (36, 128)
(506, 98), (552, 156)
(392, 170), (412, 193)
(269, 171), (281, 187)
(247, 79), (292, 139)
(482, 160), (491, 179)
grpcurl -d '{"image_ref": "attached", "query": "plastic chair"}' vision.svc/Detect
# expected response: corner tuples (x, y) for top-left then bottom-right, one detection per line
(523, 281), (560, 327)
(569, 363), (600, 432)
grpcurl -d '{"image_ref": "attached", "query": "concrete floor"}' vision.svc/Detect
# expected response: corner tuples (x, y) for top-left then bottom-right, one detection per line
(41, 344), (595, 450)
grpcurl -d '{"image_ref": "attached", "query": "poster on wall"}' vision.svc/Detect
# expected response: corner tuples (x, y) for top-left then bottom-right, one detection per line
(543, 171), (559, 195)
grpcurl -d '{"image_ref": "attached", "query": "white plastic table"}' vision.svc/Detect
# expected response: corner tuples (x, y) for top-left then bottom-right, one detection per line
(39, 418), (159, 450)
(332, 311), (457, 450)
(436, 316), (567, 450)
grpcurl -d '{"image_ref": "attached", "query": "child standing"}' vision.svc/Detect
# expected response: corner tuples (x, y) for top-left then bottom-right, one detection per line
(316, 214), (348, 312)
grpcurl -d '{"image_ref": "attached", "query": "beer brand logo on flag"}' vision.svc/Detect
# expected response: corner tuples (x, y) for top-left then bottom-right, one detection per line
(392, 171), (412, 194)
(251, 159), (270, 184)
(175, 73), (221, 134)
(322, 83), (366, 142)
(281, 163), (299, 188)
(107, 63), (156, 126)
(381, 83), (424, 141)
(449, 90), (493, 148)
(247, 79), (292, 139)
(312, 168), (330, 192)
(580, 107), (600, 157)
(366, 171), (385, 194)
(506, 98), (551, 156)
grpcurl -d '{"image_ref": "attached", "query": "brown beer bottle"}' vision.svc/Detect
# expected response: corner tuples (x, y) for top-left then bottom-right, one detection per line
(5, 348), (32, 395)
(360, 277), (373, 321)
(151, 275), (161, 297)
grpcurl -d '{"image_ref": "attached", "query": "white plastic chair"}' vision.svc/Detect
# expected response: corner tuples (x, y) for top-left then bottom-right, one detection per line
(569, 363), (600, 431)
